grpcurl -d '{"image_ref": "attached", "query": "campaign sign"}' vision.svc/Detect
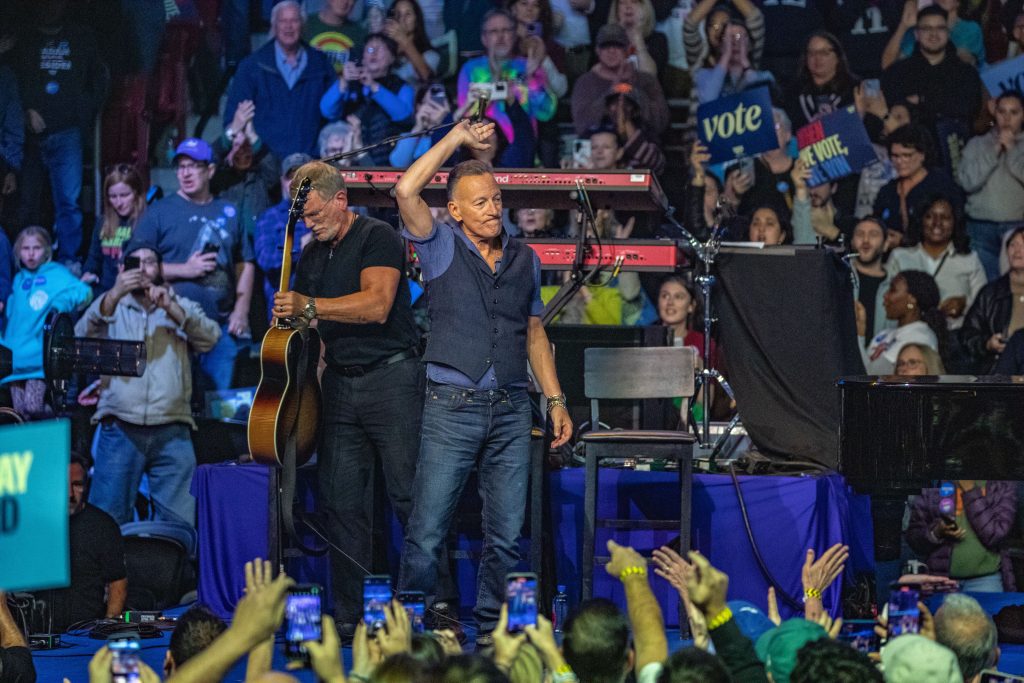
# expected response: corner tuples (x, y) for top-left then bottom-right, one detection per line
(796, 107), (876, 187)
(696, 87), (777, 164)
(981, 55), (1024, 98)
(0, 420), (70, 592)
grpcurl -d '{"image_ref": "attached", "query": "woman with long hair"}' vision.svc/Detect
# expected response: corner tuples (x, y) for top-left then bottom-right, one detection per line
(859, 269), (948, 374)
(887, 195), (986, 330)
(0, 226), (92, 418)
(82, 164), (146, 292)
(683, 0), (765, 71)
(384, 0), (440, 85)
(960, 227), (1024, 373)
(786, 31), (858, 131)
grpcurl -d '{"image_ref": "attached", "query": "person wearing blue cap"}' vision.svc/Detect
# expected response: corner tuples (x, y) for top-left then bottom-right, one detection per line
(130, 137), (256, 393)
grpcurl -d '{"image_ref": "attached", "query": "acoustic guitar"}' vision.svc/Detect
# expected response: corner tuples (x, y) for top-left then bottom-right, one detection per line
(248, 177), (322, 466)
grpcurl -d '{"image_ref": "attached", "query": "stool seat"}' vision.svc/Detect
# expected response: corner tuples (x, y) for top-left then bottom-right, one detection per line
(582, 430), (697, 444)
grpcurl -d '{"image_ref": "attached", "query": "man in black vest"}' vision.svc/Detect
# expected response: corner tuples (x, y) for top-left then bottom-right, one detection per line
(394, 121), (573, 647)
(272, 160), (431, 637)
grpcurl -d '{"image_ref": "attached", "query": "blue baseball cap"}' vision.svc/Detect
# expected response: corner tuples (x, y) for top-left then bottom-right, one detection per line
(173, 138), (214, 164)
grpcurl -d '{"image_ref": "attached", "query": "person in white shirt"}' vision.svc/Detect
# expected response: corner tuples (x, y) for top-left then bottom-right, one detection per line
(858, 269), (946, 375)
(886, 195), (986, 330)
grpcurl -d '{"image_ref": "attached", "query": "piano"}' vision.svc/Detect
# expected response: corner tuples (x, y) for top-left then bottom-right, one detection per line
(524, 238), (686, 272)
(339, 168), (667, 211)
(838, 375), (1024, 494)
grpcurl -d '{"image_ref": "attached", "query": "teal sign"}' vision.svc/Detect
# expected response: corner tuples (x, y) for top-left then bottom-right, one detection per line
(0, 420), (70, 591)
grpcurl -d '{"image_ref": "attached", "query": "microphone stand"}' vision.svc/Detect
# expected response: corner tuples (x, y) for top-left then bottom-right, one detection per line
(540, 180), (604, 325)
(662, 201), (741, 466)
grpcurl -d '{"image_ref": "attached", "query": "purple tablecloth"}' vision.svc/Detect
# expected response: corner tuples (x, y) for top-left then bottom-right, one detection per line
(192, 464), (874, 625)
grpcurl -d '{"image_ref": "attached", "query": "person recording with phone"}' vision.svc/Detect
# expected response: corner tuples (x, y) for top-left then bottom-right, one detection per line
(906, 480), (1017, 592)
(320, 33), (416, 166)
(75, 244), (221, 526)
(960, 228), (1024, 373)
(456, 9), (558, 168)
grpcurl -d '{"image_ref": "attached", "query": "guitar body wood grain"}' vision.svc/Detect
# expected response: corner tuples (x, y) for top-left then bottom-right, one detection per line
(248, 325), (322, 466)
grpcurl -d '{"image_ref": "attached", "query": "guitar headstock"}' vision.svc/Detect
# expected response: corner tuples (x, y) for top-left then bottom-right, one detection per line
(288, 176), (313, 221)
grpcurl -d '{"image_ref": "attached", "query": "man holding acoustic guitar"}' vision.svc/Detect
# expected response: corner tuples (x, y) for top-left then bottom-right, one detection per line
(394, 120), (573, 647)
(271, 160), (436, 640)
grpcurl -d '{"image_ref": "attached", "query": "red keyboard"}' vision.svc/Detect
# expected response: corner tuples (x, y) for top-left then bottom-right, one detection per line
(524, 238), (686, 272)
(339, 168), (667, 211)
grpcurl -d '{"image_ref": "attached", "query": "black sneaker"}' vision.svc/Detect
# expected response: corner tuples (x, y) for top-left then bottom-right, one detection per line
(428, 602), (467, 644)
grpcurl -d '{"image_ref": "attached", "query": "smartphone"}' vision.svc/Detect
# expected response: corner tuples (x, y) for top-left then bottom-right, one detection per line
(526, 21), (542, 37)
(202, 242), (219, 255)
(505, 572), (538, 633)
(363, 575), (392, 632)
(123, 255), (141, 271)
(862, 78), (881, 99)
(283, 584), (322, 665)
(492, 81), (509, 101)
(573, 138), (592, 167)
(939, 481), (956, 523)
(887, 587), (921, 638)
(397, 590), (426, 634)
(108, 635), (141, 683)
(980, 671), (1024, 683)
(838, 619), (880, 654)
(429, 83), (447, 106)
(738, 156), (755, 177)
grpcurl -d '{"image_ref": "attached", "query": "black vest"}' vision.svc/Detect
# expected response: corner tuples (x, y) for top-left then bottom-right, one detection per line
(423, 227), (534, 386)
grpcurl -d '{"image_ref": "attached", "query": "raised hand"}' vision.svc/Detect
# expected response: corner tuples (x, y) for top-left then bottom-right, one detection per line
(652, 545), (694, 599)
(690, 141), (711, 177)
(377, 599), (413, 657)
(685, 550), (729, 619)
(802, 543), (849, 595)
(303, 617), (346, 683)
(456, 120), (495, 151)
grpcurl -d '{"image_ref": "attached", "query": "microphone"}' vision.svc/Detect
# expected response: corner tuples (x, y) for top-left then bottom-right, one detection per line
(472, 92), (491, 124)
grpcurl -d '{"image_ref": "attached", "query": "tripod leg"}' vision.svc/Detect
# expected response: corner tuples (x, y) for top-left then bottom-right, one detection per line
(707, 369), (737, 402)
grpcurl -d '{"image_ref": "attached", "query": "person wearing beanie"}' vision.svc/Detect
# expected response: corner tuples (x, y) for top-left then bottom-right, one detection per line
(882, 634), (963, 683)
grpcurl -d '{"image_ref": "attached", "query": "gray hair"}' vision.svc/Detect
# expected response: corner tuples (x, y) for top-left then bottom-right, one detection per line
(934, 593), (999, 680)
(318, 121), (354, 157)
(271, 0), (305, 27)
(772, 107), (791, 135)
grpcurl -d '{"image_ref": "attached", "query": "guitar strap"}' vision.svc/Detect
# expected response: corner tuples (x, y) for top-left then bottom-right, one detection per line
(280, 327), (327, 557)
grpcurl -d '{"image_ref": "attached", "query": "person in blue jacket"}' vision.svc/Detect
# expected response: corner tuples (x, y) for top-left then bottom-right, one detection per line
(0, 226), (92, 418)
(223, 1), (335, 158)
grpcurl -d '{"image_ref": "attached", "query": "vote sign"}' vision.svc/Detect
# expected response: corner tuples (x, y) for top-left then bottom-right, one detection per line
(696, 87), (777, 164)
(0, 420), (70, 592)
(796, 107), (876, 187)
(981, 55), (1024, 98)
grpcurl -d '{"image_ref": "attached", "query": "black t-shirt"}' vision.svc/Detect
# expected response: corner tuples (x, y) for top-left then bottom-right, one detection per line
(858, 270), (885, 345)
(293, 214), (418, 367)
(50, 505), (127, 632)
(0, 646), (34, 683)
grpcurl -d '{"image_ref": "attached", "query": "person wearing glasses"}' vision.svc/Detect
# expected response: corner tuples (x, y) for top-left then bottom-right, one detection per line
(130, 138), (256, 394)
(75, 242), (220, 526)
(880, 5), (982, 138)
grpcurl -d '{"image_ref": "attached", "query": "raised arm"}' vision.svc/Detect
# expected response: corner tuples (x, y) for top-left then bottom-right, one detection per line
(394, 120), (495, 237)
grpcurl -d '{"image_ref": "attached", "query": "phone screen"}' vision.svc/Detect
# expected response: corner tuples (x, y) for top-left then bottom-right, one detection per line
(284, 585), (322, 663)
(506, 573), (538, 633)
(398, 591), (426, 633)
(939, 481), (956, 520)
(202, 242), (220, 255)
(492, 81), (508, 101)
(888, 588), (921, 637)
(109, 637), (141, 683)
(838, 619), (879, 653)
(363, 575), (393, 632)
(429, 84), (447, 104)
(862, 78), (881, 98)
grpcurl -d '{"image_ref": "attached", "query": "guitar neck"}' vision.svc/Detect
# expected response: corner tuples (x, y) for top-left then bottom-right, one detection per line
(279, 220), (294, 292)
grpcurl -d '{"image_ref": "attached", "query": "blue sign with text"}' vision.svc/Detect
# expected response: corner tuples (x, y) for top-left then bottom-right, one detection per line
(796, 107), (877, 187)
(981, 55), (1024, 97)
(0, 420), (70, 592)
(696, 87), (777, 164)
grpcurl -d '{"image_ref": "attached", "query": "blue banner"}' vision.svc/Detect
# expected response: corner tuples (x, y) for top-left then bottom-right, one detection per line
(981, 55), (1024, 98)
(795, 107), (876, 187)
(0, 420), (70, 592)
(695, 87), (777, 164)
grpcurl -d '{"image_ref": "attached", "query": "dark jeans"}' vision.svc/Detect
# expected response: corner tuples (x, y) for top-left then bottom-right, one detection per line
(399, 381), (533, 634)
(20, 127), (83, 261)
(320, 358), (452, 622)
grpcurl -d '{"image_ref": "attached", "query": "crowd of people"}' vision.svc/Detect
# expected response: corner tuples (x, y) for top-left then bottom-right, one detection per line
(4, 0), (1024, 680)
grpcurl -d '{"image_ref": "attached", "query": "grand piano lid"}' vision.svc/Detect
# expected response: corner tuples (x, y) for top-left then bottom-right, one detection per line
(837, 375), (1024, 388)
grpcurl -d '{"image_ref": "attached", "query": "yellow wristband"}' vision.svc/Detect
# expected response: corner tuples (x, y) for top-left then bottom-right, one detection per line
(554, 664), (573, 675)
(707, 607), (733, 630)
(804, 587), (822, 600)
(618, 566), (647, 581)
